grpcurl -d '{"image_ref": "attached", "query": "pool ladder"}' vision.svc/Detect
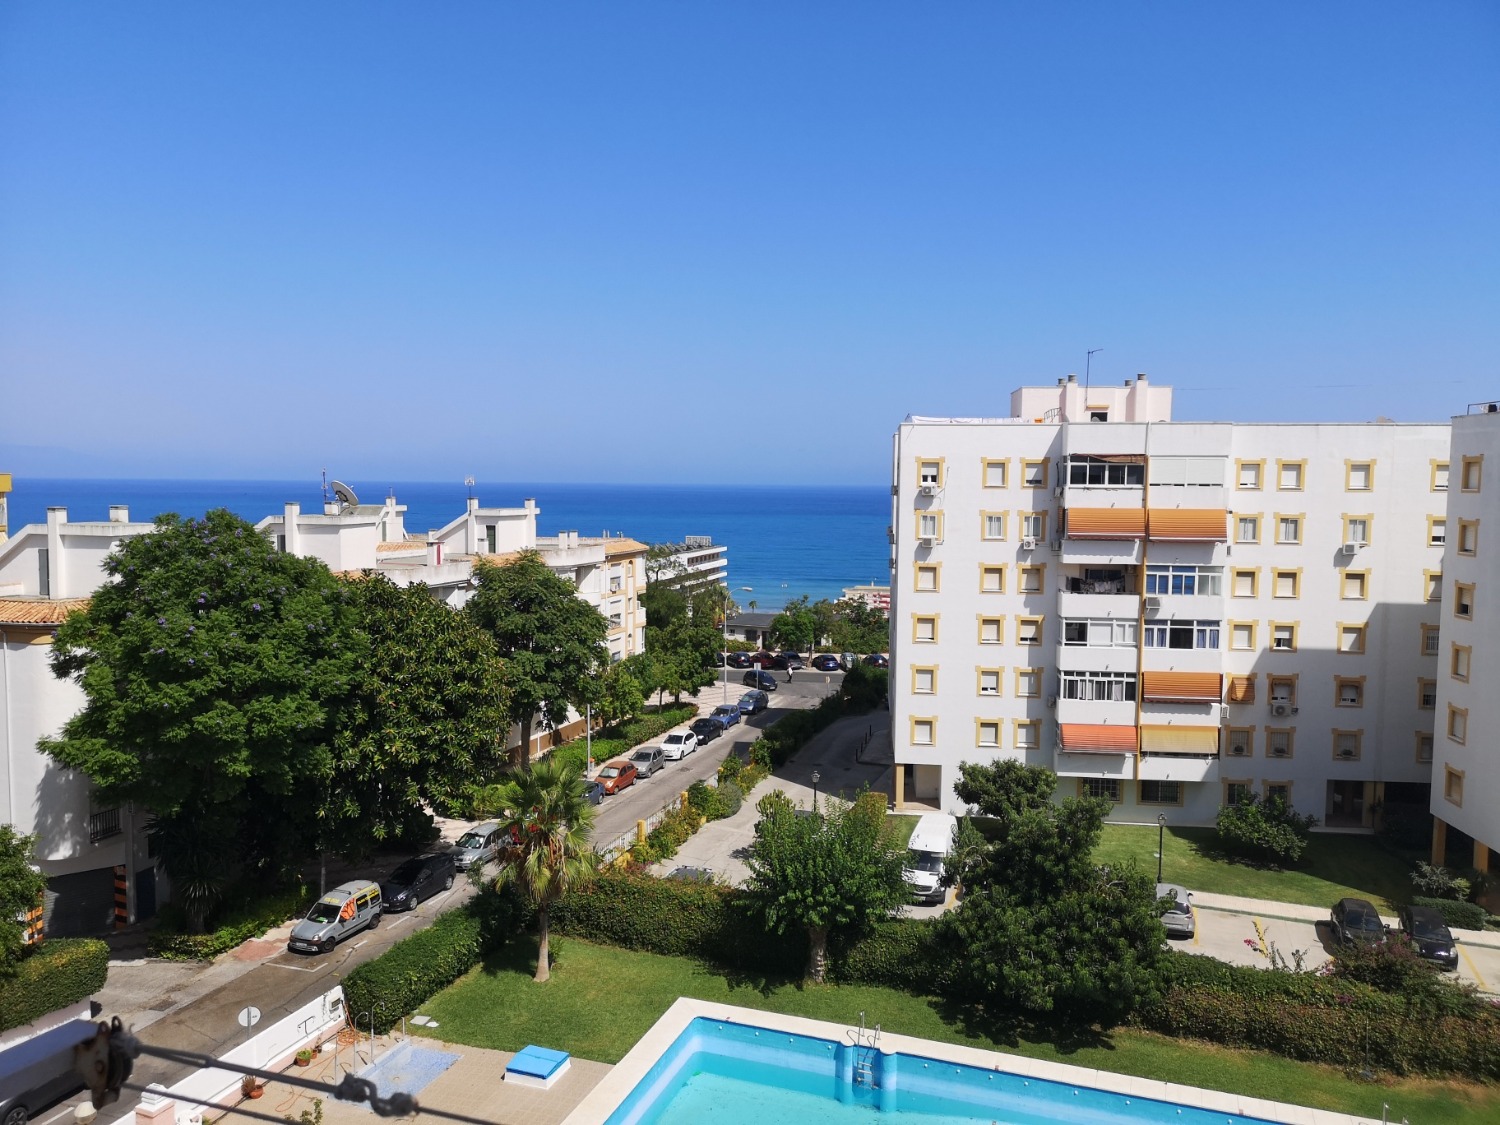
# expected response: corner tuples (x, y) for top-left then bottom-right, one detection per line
(848, 1012), (881, 1088)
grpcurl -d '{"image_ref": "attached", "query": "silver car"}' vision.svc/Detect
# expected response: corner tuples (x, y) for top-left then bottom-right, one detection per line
(630, 747), (666, 778)
(451, 821), (504, 871)
(1157, 883), (1195, 939)
(287, 881), (382, 954)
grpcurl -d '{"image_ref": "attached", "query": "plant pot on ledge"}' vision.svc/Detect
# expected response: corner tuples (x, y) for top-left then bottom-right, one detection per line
(242, 1074), (264, 1100)
(295, 1049), (314, 1067)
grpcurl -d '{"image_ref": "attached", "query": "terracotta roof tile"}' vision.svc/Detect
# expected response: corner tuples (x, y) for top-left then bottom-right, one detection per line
(604, 538), (649, 557)
(0, 597), (90, 625)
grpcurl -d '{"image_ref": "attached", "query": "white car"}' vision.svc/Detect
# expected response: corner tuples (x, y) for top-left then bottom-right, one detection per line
(660, 731), (699, 760)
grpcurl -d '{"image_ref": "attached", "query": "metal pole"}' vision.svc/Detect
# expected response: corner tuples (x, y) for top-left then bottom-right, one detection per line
(1157, 812), (1167, 883)
(586, 703), (593, 773)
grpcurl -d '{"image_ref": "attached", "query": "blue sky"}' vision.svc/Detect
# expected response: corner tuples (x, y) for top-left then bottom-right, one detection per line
(2, 3), (1496, 484)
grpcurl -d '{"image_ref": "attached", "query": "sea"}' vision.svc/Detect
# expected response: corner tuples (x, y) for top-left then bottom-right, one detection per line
(5, 478), (890, 612)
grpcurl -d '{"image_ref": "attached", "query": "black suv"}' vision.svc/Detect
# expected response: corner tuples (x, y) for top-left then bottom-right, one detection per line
(381, 852), (456, 912)
(742, 669), (778, 691)
(1330, 897), (1385, 947)
(1396, 904), (1459, 970)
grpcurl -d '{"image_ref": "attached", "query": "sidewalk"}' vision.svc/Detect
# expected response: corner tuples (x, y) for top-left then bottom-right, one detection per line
(1192, 890), (1500, 950)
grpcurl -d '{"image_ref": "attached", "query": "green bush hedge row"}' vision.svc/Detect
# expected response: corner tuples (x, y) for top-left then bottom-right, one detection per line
(149, 885), (312, 961)
(1412, 896), (1490, 930)
(0, 939), (110, 1033)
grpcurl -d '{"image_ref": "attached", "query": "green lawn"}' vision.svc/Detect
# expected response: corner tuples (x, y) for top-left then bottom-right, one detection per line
(414, 937), (1499, 1124)
(1094, 823), (1415, 911)
(885, 813), (919, 849)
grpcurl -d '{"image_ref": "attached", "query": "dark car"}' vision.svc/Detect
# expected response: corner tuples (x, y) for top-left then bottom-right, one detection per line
(712, 703), (742, 727)
(725, 651), (754, 669)
(691, 716), (726, 743)
(584, 779), (606, 805)
(381, 852), (456, 912)
(1331, 897), (1386, 947)
(779, 651), (805, 670)
(738, 689), (769, 714)
(1395, 904), (1459, 970)
(811, 653), (842, 672)
(742, 670), (778, 691)
(862, 653), (889, 668)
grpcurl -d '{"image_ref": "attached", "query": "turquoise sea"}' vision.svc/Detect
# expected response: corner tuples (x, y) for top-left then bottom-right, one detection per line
(6, 479), (889, 612)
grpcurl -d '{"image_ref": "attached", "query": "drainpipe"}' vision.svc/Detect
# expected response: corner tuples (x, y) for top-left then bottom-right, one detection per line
(1, 625), (13, 825)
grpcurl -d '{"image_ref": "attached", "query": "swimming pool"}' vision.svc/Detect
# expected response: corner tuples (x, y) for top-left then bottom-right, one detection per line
(561, 1000), (1379, 1125)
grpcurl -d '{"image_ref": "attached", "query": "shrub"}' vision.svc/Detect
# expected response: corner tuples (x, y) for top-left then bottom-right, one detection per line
(717, 755), (742, 784)
(839, 663), (888, 711)
(686, 782), (716, 817)
(1412, 896), (1488, 930)
(641, 804), (700, 863)
(829, 918), (947, 992)
(1326, 933), (1465, 1009)
(1215, 794), (1318, 865)
(1411, 862), (1470, 901)
(716, 781), (744, 818)
(0, 939), (110, 1033)
(750, 743), (773, 770)
(148, 884), (311, 960)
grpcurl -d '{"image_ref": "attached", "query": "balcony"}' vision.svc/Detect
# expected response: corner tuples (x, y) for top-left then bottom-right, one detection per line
(1138, 754), (1220, 783)
(1058, 590), (1138, 620)
(1055, 697), (1137, 727)
(89, 808), (122, 844)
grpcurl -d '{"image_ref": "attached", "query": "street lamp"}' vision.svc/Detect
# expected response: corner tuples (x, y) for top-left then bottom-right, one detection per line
(811, 768), (821, 809)
(723, 586), (752, 702)
(1156, 812), (1168, 883)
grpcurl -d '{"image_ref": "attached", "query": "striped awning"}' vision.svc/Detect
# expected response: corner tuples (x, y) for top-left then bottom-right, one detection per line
(1059, 724), (1138, 753)
(1066, 508), (1146, 540)
(1226, 675), (1256, 703)
(1147, 509), (1228, 541)
(1140, 726), (1221, 755)
(1142, 671), (1223, 703)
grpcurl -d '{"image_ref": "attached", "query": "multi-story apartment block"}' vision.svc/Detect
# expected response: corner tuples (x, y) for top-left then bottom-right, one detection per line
(1431, 403), (1499, 892)
(661, 536), (729, 594)
(890, 374), (1450, 829)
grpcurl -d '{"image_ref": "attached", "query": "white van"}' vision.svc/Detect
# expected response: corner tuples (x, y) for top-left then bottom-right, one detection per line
(902, 812), (957, 904)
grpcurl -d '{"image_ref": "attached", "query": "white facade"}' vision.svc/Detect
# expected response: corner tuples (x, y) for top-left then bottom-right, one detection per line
(662, 536), (728, 592)
(890, 376), (1451, 827)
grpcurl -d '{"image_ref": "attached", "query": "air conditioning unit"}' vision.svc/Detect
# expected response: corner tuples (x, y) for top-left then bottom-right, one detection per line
(1020, 536), (1038, 550)
(1144, 596), (1162, 613)
(1339, 542), (1363, 557)
(1045, 695), (1057, 708)
(920, 484), (939, 497)
(1053, 484), (1064, 499)
(1271, 702), (1290, 717)
(1049, 540), (1063, 554)
(917, 536), (936, 548)
(1230, 745), (1247, 756)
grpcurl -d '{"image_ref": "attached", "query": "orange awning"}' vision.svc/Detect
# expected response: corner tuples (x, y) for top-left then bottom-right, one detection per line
(1148, 509), (1228, 541)
(1142, 671), (1223, 703)
(1226, 675), (1256, 703)
(1066, 508), (1146, 539)
(1140, 726), (1221, 755)
(1059, 724), (1138, 753)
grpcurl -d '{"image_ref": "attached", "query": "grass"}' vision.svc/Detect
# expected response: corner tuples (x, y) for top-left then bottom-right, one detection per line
(884, 812), (919, 849)
(1094, 823), (1416, 911)
(415, 937), (1500, 1124)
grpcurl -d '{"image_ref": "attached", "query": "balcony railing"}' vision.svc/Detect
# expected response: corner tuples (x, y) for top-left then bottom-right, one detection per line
(1060, 577), (1134, 595)
(89, 808), (122, 844)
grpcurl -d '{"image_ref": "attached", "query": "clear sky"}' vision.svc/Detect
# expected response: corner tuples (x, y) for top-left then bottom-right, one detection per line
(2, 3), (1496, 484)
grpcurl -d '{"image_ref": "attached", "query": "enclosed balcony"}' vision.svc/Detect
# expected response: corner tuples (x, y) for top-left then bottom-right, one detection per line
(1137, 725), (1223, 783)
(1061, 455), (1146, 507)
(1054, 723), (1137, 780)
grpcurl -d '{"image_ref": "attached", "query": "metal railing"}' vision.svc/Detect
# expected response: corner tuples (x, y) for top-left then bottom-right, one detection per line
(89, 808), (122, 843)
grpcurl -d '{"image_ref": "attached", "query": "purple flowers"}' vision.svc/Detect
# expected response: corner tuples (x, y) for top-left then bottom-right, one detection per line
(157, 617), (167, 626)
(252, 603), (262, 612)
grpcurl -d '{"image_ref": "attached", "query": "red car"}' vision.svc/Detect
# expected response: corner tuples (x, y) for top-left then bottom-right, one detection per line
(597, 760), (638, 795)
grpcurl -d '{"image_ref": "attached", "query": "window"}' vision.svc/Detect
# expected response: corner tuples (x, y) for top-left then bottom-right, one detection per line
(1444, 767), (1464, 807)
(1225, 727), (1254, 758)
(917, 459), (943, 487)
(1015, 669), (1042, 698)
(1014, 719), (1040, 748)
(1424, 570), (1442, 602)
(918, 511), (943, 540)
(912, 667), (936, 694)
(1144, 620), (1220, 649)
(1079, 778), (1122, 802)
(1236, 460), (1264, 490)
(1266, 729), (1293, 759)
(1266, 782), (1291, 804)
(1419, 679), (1437, 710)
(1335, 678), (1364, 707)
(1458, 519), (1479, 556)
(978, 616), (1004, 644)
(609, 576), (622, 594)
(1345, 461), (1374, 491)
(1067, 456), (1144, 486)
(1235, 514), (1262, 543)
(1232, 568), (1258, 598)
(1016, 616), (1043, 645)
(1452, 644), (1471, 682)
(1018, 564), (1045, 593)
(1454, 582), (1474, 620)
(1272, 569), (1301, 599)
(1461, 455), (1483, 492)
(1416, 733), (1434, 764)
(1428, 517), (1447, 546)
(913, 615), (938, 643)
(1089, 409), (1109, 422)
(914, 563), (940, 592)
(1146, 565), (1223, 596)
(1225, 780), (1253, 805)
(911, 717), (935, 745)
(1421, 623), (1441, 655)
(977, 667), (1002, 696)
(1226, 676), (1256, 704)
(979, 565), (1005, 593)
(1229, 621), (1257, 650)
(1277, 460), (1305, 490)
(1021, 459), (1048, 488)
(1019, 511), (1047, 541)
(1150, 456), (1224, 487)
(1431, 461), (1450, 492)
(976, 720), (1000, 747)
(1337, 624), (1367, 654)
(1343, 516), (1371, 546)
(1269, 676), (1296, 705)
(608, 612), (623, 629)
(1270, 622), (1298, 652)
(1061, 618), (1137, 647)
(982, 459), (1009, 488)
(1447, 706), (1467, 744)
(1341, 571), (1368, 600)
(981, 511), (1008, 540)
(1060, 670), (1137, 702)
(1276, 515), (1303, 544)
(1138, 780), (1183, 805)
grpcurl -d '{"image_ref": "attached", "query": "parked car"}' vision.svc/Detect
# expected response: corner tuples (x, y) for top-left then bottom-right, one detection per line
(840, 652), (858, 671)
(711, 703), (742, 727)
(451, 821), (505, 871)
(1156, 883), (1196, 939)
(288, 880), (382, 954)
(903, 812), (957, 904)
(1394, 904), (1459, 970)
(779, 651), (805, 670)
(664, 866), (715, 883)
(661, 730), (700, 760)
(381, 852), (456, 912)
(739, 688), (770, 714)
(630, 747), (666, 779)
(1330, 897), (1386, 947)
(725, 651), (754, 669)
(0, 1020), (93, 1125)
(862, 653), (889, 668)
(597, 759), (638, 794)
(742, 670), (778, 691)
(811, 653), (842, 672)
(690, 716), (726, 743)
(584, 779), (606, 806)
(750, 650), (783, 669)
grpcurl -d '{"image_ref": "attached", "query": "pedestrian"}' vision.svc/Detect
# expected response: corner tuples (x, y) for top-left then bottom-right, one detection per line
(786, 666), (794, 683)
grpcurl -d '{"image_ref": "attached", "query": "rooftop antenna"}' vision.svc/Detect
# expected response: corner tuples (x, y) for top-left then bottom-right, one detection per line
(1085, 347), (1103, 402)
(464, 475), (476, 499)
(320, 468), (330, 504)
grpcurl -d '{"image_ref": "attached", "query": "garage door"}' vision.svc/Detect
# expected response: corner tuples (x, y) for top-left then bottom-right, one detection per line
(43, 867), (117, 937)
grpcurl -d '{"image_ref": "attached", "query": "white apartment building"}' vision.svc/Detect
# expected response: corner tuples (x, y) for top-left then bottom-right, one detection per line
(890, 374), (1450, 828)
(1431, 404), (1498, 892)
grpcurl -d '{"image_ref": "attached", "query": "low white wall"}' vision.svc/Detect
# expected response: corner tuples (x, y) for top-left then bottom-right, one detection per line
(0, 998), (93, 1052)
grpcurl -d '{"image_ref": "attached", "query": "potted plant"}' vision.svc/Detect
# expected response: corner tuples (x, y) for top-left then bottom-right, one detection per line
(241, 1073), (263, 1100)
(295, 1049), (314, 1067)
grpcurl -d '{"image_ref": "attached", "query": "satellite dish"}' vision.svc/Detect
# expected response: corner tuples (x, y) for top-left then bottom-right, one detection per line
(330, 480), (360, 509)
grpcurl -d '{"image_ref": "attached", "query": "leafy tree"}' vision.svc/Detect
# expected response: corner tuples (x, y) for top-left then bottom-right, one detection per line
(1410, 862), (1470, 901)
(827, 597), (889, 654)
(327, 575), (510, 853)
(644, 615), (719, 704)
(938, 760), (1165, 1025)
(769, 596), (818, 651)
(0, 827), (47, 965)
(641, 582), (689, 628)
(490, 757), (596, 982)
(744, 790), (908, 982)
(1215, 793), (1319, 866)
(42, 510), (361, 915)
(465, 551), (610, 769)
(838, 663), (887, 710)
(642, 542), (687, 585)
(594, 661), (645, 728)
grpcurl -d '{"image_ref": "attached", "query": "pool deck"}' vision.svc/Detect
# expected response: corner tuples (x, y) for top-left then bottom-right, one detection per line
(559, 997), (1386, 1125)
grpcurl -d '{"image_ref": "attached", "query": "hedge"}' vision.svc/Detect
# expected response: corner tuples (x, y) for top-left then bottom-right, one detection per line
(0, 939), (109, 1033)
(148, 884), (311, 961)
(1412, 896), (1489, 931)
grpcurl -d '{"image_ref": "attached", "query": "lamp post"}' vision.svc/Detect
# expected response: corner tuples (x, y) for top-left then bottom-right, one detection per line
(722, 586), (752, 702)
(1156, 812), (1168, 884)
(811, 768), (821, 809)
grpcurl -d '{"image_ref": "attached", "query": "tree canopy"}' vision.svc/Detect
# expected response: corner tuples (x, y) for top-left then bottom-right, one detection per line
(0, 827), (47, 965)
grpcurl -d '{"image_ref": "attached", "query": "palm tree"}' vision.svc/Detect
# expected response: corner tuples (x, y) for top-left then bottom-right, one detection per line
(492, 756), (597, 982)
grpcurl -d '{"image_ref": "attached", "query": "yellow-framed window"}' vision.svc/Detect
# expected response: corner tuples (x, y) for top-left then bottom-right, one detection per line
(1453, 582), (1475, 620)
(1341, 570), (1369, 600)
(1231, 568), (1259, 598)
(1344, 460), (1375, 491)
(1337, 622), (1368, 654)
(912, 614), (939, 643)
(1461, 455), (1483, 493)
(1020, 459), (1049, 489)
(914, 562), (941, 592)
(1334, 676), (1365, 707)
(979, 564), (1006, 594)
(1451, 643), (1472, 683)
(976, 666), (1003, 696)
(1276, 459), (1306, 491)
(982, 458), (1009, 488)
(1235, 459), (1264, 490)
(977, 615), (1005, 644)
(1272, 569), (1301, 599)
(911, 666), (937, 694)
